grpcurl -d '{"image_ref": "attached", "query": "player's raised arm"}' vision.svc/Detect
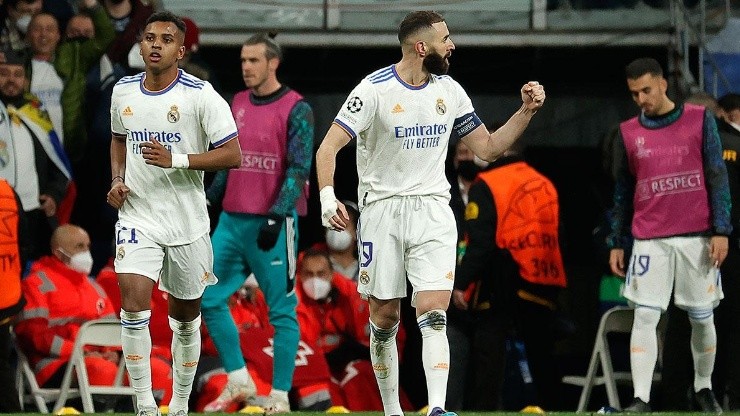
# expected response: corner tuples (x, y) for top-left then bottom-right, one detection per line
(462, 81), (545, 162)
(316, 123), (352, 230)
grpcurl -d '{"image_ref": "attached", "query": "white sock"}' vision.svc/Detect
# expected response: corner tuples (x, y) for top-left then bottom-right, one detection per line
(630, 306), (661, 403)
(227, 367), (250, 386)
(688, 308), (717, 391)
(417, 310), (449, 412)
(168, 314), (202, 413)
(121, 309), (156, 408)
(369, 319), (402, 416)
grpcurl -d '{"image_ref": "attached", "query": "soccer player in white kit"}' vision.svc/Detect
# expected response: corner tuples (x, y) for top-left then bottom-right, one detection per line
(106, 12), (241, 416)
(316, 11), (546, 416)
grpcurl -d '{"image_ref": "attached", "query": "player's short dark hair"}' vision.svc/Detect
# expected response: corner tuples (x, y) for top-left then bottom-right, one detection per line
(244, 32), (283, 61)
(398, 11), (445, 44)
(718, 93), (740, 112)
(145, 11), (186, 38)
(625, 58), (663, 80)
(301, 247), (333, 270)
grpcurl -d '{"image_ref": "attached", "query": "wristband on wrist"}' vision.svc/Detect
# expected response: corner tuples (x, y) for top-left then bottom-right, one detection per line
(111, 175), (124, 184)
(319, 186), (336, 204)
(171, 154), (190, 169)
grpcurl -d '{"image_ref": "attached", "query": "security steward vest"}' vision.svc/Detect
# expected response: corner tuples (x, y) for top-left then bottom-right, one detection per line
(478, 162), (566, 288)
(0, 178), (23, 321)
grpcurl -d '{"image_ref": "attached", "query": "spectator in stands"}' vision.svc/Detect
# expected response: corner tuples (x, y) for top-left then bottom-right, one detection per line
(26, 0), (115, 162)
(0, 0), (42, 54)
(297, 248), (411, 411)
(197, 274), (332, 412)
(0, 179), (27, 413)
(102, 0), (153, 73)
(13, 224), (120, 390)
(0, 49), (71, 260)
(452, 145), (567, 410)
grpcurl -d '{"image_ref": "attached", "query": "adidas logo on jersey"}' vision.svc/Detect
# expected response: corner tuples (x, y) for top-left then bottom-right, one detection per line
(391, 103), (404, 113)
(122, 106), (133, 116)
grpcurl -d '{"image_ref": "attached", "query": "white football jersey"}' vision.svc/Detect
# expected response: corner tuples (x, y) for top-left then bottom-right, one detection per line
(110, 69), (237, 245)
(334, 65), (481, 208)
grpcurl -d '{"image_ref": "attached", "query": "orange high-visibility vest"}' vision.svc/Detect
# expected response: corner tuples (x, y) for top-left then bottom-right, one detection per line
(0, 179), (21, 311)
(478, 162), (566, 287)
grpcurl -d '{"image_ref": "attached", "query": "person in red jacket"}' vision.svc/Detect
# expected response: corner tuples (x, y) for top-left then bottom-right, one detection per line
(14, 224), (118, 389)
(297, 248), (411, 411)
(196, 274), (332, 412)
(96, 261), (174, 405)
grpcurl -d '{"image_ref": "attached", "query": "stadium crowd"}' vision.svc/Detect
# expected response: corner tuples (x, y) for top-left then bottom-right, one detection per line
(0, 0), (738, 415)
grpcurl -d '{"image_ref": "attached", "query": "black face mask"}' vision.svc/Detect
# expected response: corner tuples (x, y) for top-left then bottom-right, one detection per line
(457, 160), (481, 181)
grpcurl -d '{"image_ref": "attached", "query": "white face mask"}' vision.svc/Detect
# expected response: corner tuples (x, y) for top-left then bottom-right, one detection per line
(61, 249), (93, 275)
(15, 14), (31, 34)
(302, 276), (332, 300)
(326, 229), (353, 251)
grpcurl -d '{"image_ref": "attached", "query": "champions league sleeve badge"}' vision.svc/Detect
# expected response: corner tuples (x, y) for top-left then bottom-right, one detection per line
(167, 105), (180, 123)
(346, 96), (363, 113)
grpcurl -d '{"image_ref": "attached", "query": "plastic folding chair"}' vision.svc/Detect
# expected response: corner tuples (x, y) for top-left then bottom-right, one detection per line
(14, 333), (79, 413)
(562, 306), (665, 412)
(52, 318), (136, 413)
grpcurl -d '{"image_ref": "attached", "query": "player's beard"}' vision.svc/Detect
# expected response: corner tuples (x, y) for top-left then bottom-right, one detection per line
(423, 51), (449, 75)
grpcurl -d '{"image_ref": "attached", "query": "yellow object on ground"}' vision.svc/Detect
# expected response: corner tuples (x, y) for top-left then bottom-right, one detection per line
(240, 405), (267, 413)
(326, 405), (351, 413)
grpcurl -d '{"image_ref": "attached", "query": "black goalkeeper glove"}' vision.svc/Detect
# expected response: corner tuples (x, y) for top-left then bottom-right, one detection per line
(257, 214), (284, 251)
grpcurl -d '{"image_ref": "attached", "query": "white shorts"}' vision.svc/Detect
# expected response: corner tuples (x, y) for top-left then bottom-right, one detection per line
(114, 221), (218, 300)
(623, 236), (723, 311)
(357, 195), (457, 305)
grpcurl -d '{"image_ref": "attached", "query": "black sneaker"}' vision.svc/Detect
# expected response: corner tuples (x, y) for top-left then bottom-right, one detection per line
(622, 398), (651, 413)
(694, 388), (723, 414)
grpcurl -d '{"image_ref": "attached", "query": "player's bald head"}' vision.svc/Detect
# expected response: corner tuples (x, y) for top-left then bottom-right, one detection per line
(398, 11), (445, 45)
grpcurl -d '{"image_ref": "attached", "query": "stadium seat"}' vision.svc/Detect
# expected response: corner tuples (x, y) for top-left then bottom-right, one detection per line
(52, 319), (136, 413)
(561, 306), (665, 412)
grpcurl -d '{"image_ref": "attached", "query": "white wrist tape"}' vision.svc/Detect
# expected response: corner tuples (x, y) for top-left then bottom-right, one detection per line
(319, 186), (338, 228)
(171, 153), (189, 169)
